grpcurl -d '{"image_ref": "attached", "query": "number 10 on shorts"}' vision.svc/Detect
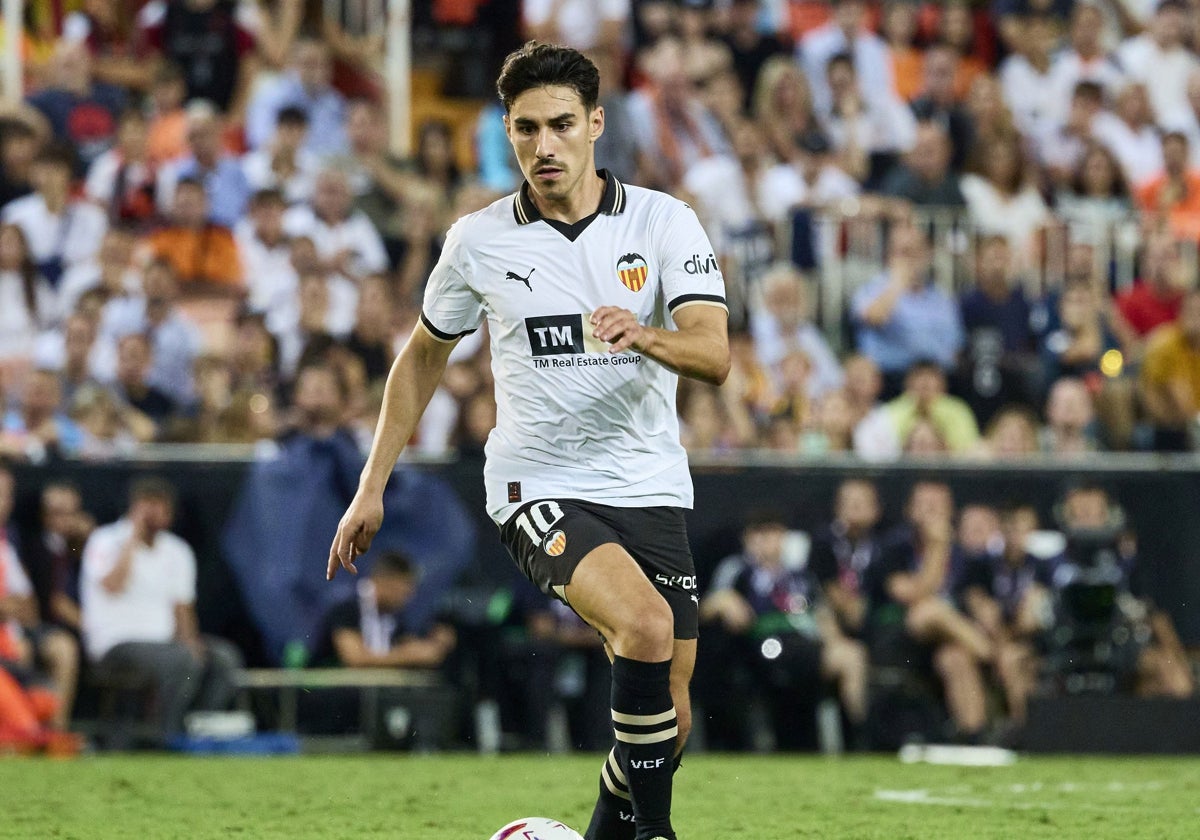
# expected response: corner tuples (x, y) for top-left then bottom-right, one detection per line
(514, 501), (566, 543)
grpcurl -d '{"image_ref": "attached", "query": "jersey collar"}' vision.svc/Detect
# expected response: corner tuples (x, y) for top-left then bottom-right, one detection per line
(513, 168), (626, 226)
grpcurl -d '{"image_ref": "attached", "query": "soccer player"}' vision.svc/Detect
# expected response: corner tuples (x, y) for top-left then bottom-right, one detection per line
(327, 42), (729, 840)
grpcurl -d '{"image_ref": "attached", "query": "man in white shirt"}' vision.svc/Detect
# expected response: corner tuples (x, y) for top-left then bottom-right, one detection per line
(80, 478), (242, 742)
(1092, 81), (1165, 186)
(1, 145), (107, 290)
(1116, 0), (1200, 124)
(1048, 3), (1126, 118)
(523, 0), (630, 53)
(749, 262), (844, 399)
(800, 0), (894, 119)
(283, 166), (389, 282)
(234, 188), (299, 334)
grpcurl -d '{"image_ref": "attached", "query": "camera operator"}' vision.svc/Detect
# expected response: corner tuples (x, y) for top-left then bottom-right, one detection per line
(1048, 484), (1193, 698)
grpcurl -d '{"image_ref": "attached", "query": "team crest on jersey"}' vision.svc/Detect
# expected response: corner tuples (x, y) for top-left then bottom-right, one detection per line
(616, 253), (648, 292)
(543, 529), (567, 557)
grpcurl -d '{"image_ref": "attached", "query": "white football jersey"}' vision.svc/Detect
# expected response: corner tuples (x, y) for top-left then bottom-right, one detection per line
(421, 171), (727, 524)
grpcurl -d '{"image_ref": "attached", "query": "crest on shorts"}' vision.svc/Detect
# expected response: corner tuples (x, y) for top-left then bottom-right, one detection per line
(616, 253), (648, 292)
(543, 529), (567, 557)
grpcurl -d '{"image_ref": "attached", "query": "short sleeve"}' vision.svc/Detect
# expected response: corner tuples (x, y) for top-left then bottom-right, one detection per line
(420, 221), (485, 342)
(171, 541), (197, 605)
(657, 203), (727, 316)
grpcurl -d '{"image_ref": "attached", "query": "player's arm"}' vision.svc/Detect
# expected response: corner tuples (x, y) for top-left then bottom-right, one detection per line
(327, 326), (459, 579)
(590, 303), (730, 385)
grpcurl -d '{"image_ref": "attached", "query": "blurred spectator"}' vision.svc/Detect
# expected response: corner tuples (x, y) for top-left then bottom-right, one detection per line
(881, 120), (965, 207)
(751, 56), (823, 165)
(627, 37), (730, 191)
(882, 0), (923, 103)
(675, 1), (735, 87)
(62, 0), (149, 93)
(84, 109), (157, 227)
(281, 362), (351, 443)
(1092, 82), (1163, 188)
(0, 224), (56, 367)
(343, 99), (411, 254)
(701, 511), (868, 748)
(759, 129), (860, 224)
(20, 481), (94, 635)
(343, 274), (395, 383)
(1041, 82), (1106, 188)
(960, 134), (1050, 266)
(1, 369), (85, 461)
(819, 52), (916, 186)
(1042, 376), (1099, 455)
(284, 166), (389, 282)
(229, 310), (282, 395)
(852, 221), (964, 393)
(234, 189), (297, 333)
(1115, 231), (1186, 338)
(750, 263), (843, 399)
(69, 383), (154, 456)
(1048, 5), (1125, 112)
(412, 119), (463, 200)
(589, 49), (640, 185)
(138, 0), (258, 115)
(26, 41), (127, 174)
(245, 39), (348, 157)
(1054, 141), (1132, 237)
(937, 1), (987, 97)
(679, 382), (756, 453)
(803, 389), (857, 454)
(144, 177), (245, 294)
(864, 481), (992, 741)
(240, 105), (318, 206)
(0, 118), (39, 208)
(957, 501), (1052, 725)
(963, 74), (1019, 152)
(1135, 131), (1200, 241)
(1167, 69), (1200, 165)
(1139, 288), (1200, 451)
(1, 464), (80, 729)
(2, 144), (108, 292)
(883, 360), (981, 455)
(1116, 0), (1199, 125)
(523, 0), (629, 54)
(909, 44), (974, 173)
(80, 477), (243, 742)
(112, 333), (178, 428)
(1039, 279), (1123, 389)
(809, 478), (885, 638)
(156, 102), (253, 229)
(958, 234), (1039, 422)
(99, 259), (204, 406)
(998, 14), (1060, 145)
(51, 313), (106, 406)
(145, 63), (189, 167)
(902, 415), (949, 456)
(722, 0), (790, 98)
(316, 550), (456, 668)
(982, 404), (1041, 459)
(278, 273), (336, 377)
(799, 0), (893, 121)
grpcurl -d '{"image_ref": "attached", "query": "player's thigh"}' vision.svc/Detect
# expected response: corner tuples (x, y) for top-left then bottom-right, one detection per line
(499, 500), (670, 644)
(609, 506), (700, 642)
(566, 542), (674, 652)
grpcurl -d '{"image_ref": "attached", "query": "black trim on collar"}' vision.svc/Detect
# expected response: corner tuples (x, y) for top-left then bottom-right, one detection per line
(513, 169), (626, 227)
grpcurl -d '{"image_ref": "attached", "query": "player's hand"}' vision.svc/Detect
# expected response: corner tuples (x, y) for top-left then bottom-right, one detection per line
(590, 307), (648, 354)
(327, 491), (385, 580)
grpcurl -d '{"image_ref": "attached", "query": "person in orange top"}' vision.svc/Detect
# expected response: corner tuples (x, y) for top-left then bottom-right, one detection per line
(145, 63), (189, 167)
(882, 0), (924, 102)
(143, 177), (244, 295)
(1135, 132), (1200, 242)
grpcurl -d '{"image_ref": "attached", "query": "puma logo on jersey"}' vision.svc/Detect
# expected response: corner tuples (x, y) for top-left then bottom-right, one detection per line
(505, 267), (535, 291)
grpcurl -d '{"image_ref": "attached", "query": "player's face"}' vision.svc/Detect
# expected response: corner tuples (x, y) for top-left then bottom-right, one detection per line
(505, 85), (604, 203)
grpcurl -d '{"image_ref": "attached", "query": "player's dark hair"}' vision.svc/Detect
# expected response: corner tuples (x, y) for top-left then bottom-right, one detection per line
(129, 476), (177, 507)
(374, 550), (415, 578)
(496, 41), (600, 113)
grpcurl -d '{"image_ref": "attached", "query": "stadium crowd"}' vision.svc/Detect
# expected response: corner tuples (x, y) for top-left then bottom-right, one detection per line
(2, 0), (1200, 750)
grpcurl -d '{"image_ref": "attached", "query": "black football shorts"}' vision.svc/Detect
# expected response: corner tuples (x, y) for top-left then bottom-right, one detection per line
(499, 499), (699, 639)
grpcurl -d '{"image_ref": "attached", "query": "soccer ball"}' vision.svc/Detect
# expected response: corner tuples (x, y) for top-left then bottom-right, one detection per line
(488, 817), (585, 840)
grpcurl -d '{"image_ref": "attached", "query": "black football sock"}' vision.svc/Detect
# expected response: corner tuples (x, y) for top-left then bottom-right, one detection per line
(610, 655), (677, 840)
(583, 748), (637, 840)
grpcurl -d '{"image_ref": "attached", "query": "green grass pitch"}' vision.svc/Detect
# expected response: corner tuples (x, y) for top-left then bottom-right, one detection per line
(3, 753), (1199, 839)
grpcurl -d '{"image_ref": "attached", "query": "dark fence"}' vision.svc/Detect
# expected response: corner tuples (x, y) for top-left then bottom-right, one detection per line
(10, 453), (1200, 658)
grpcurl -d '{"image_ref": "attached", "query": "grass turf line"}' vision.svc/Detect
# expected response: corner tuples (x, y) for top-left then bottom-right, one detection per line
(2, 754), (1199, 839)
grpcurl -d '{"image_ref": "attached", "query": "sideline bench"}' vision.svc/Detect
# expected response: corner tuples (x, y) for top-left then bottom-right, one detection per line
(233, 668), (454, 749)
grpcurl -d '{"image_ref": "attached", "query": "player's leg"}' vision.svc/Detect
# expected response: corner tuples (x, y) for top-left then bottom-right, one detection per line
(669, 638), (695, 757)
(568, 543), (678, 840)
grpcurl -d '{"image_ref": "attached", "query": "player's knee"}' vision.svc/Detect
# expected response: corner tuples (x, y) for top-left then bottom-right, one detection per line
(617, 598), (673, 660)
